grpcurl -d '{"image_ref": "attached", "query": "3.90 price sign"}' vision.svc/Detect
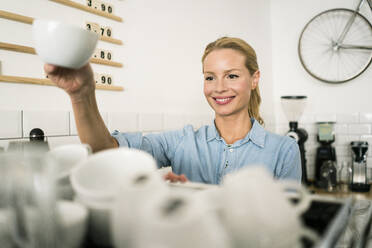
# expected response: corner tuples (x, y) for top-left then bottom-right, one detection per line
(86, 0), (114, 14)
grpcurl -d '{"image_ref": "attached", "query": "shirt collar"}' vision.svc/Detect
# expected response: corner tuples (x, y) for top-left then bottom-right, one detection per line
(206, 118), (266, 148)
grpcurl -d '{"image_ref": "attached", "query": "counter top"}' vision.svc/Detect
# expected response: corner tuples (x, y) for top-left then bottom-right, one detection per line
(307, 184), (372, 200)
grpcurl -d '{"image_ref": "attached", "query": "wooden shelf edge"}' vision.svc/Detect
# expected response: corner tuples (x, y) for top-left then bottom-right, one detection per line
(90, 58), (123, 67)
(0, 75), (124, 91)
(0, 10), (123, 45)
(0, 42), (123, 68)
(0, 10), (34, 24)
(99, 36), (123, 45)
(49, 0), (123, 22)
(95, 84), (123, 91)
(0, 42), (36, 54)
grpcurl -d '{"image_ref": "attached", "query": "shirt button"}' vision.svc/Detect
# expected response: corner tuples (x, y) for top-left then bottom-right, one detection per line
(229, 149), (233, 152)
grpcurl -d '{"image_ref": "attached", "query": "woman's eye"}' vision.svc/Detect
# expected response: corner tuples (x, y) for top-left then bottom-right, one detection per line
(205, 76), (214, 81)
(228, 74), (239, 79)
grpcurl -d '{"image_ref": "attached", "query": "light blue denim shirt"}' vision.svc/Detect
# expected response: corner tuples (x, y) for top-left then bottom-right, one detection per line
(112, 118), (301, 184)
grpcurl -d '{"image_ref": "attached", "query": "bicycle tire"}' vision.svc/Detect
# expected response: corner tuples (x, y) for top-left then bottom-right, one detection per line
(298, 8), (372, 84)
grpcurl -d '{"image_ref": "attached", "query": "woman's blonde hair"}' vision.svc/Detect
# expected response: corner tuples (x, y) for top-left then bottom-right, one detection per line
(202, 37), (264, 125)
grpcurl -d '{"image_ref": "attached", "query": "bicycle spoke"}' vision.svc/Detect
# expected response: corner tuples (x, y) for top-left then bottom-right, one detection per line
(299, 8), (372, 83)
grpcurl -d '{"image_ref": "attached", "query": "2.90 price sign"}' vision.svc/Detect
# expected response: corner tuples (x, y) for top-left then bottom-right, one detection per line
(94, 73), (113, 85)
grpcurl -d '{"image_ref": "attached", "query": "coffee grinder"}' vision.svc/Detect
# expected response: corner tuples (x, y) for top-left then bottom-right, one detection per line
(315, 122), (337, 188)
(280, 96), (308, 184)
(350, 141), (370, 192)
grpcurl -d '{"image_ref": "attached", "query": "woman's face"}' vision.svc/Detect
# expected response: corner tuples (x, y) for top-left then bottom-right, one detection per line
(203, 48), (259, 118)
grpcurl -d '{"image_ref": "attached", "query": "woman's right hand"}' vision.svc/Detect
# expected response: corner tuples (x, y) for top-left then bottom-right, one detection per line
(44, 63), (95, 103)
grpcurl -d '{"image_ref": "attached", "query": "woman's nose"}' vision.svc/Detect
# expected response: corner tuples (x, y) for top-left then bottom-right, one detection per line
(215, 79), (227, 92)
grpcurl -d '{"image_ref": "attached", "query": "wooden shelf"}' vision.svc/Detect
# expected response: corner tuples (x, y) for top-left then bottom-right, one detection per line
(49, 0), (123, 22)
(0, 10), (33, 24)
(0, 42), (123, 67)
(0, 10), (123, 45)
(90, 58), (123, 67)
(99, 35), (123, 45)
(0, 42), (35, 55)
(0, 75), (124, 91)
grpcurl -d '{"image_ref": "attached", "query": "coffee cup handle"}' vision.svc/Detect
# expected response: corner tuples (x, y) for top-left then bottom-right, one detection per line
(279, 181), (311, 215)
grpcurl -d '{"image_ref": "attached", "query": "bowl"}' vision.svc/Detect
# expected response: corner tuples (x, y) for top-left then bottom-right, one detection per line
(70, 147), (157, 201)
(32, 19), (98, 69)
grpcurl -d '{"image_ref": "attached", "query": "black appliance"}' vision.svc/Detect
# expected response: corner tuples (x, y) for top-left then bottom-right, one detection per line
(315, 122), (337, 188)
(281, 96), (309, 185)
(350, 141), (370, 192)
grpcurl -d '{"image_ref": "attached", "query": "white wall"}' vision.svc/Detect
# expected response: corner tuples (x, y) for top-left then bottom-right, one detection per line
(271, 0), (372, 177)
(0, 0), (274, 122)
(271, 0), (372, 123)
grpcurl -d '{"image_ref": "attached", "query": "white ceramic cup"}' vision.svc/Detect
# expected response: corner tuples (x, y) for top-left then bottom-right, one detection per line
(70, 147), (158, 246)
(32, 19), (98, 69)
(57, 200), (88, 248)
(112, 169), (168, 248)
(48, 144), (91, 200)
(48, 143), (92, 181)
(71, 147), (158, 201)
(221, 166), (317, 248)
(132, 191), (231, 248)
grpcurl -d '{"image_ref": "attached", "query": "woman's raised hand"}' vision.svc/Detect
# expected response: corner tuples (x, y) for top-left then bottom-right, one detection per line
(44, 63), (95, 103)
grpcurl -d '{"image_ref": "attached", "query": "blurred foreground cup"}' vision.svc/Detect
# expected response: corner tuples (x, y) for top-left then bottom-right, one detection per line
(0, 152), (61, 248)
(221, 166), (318, 248)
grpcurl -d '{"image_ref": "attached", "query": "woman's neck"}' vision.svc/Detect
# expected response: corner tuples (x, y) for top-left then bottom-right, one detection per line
(215, 113), (252, 145)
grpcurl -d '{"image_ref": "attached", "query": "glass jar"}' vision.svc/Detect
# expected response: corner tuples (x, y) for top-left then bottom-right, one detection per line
(338, 161), (352, 192)
(320, 160), (337, 192)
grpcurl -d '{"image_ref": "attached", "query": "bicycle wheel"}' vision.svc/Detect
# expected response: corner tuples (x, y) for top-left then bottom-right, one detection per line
(298, 8), (372, 84)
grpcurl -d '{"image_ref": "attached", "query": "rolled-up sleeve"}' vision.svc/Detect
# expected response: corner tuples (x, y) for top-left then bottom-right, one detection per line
(111, 129), (185, 168)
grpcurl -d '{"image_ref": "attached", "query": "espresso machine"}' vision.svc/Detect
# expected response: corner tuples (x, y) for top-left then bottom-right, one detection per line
(315, 122), (337, 188)
(280, 96), (308, 184)
(350, 141), (370, 192)
(8, 128), (50, 153)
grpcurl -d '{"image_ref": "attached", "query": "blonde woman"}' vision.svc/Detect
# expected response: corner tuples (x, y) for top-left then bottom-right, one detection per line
(45, 37), (301, 184)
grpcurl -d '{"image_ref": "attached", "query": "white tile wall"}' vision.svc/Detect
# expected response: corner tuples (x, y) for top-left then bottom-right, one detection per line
(47, 135), (81, 149)
(138, 113), (163, 132)
(335, 135), (360, 145)
(108, 112), (138, 133)
(315, 113), (337, 123)
(23, 110), (69, 137)
(70, 111), (108, 135)
(334, 124), (348, 134)
(348, 124), (371, 135)
(0, 110), (22, 139)
(360, 113), (372, 123)
(299, 114), (315, 124)
(188, 114), (214, 129)
(163, 113), (189, 130)
(336, 113), (359, 124)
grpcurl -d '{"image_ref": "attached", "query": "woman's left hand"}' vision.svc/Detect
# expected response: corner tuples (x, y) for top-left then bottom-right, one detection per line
(163, 172), (188, 183)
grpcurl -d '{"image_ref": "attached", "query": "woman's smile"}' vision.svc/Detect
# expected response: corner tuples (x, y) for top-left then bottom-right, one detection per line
(213, 96), (235, 105)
